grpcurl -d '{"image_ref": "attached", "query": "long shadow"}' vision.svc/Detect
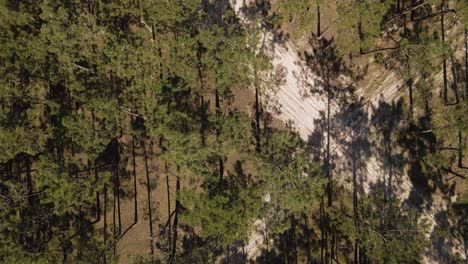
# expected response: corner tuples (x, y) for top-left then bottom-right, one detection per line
(368, 98), (405, 199)
(231, 1), (465, 262)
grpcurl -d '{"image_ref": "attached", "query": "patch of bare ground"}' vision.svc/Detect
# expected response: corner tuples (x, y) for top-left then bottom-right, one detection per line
(88, 135), (173, 263)
(233, 0), (467, 262)
(93, 78), (279, 263)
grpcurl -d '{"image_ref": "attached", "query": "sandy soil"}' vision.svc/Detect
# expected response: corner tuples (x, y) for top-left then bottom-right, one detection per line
(231, 0), (465, 262)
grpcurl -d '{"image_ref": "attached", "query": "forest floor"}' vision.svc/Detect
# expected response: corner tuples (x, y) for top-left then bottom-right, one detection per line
(91, 135), (175, 263)
(231, 0), (466, 263)
(92, 1), (466, 263)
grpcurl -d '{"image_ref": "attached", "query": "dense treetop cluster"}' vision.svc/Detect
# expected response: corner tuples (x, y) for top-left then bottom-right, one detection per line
(0, 0), (466, 263)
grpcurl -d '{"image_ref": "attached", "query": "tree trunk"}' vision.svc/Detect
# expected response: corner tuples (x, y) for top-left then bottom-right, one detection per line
(459, 130), (463, 168)
(442, 167), (466, 179)
(265, 221), (270, 262)
(78, 207), (84, 259)
(104, 184), (108, 263)
(388, 140), (394, 198)
(215, 87), (224, 179)
(255, 84), (261, 152)
(352, 150), (359, 264)
(115, 163), (122, 235)
(358, 20), (363, 55)
(142, 138), (154, 254)
(331, 226), (336, 262)
(291, 217), (298, 263)
(317, 4), (321, 36)
(407, 55), (414, 119)
(324, 200), (330, 264)
(215, 88), (221, 138)
(451, 55), (459, 104)
(304, 214), (311, 263)
(326, 78), (332, 207)
(403, 0), (408, 36)
(410, 0), (416, 21)
(95, 163), (101, 222)
(132, 133), (138, 223)
(360, 46), (400, 56)
(165, 162), (172, 250)
(170, 173), (180, 263)
(95, 0), (101, 21)
(413, 8), (455, 22)
(441, 1), (448, 105)
(112, 165), (117, 255)
(26, 156), (33, 205)
(465, 28), (468, 99)
(197, 42), (206, 145)
(320, 196), (326, 264)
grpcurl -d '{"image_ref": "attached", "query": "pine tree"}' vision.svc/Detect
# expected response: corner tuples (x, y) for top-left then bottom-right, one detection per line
(335, 0), (392, 56)
(276, 0), (323, 37)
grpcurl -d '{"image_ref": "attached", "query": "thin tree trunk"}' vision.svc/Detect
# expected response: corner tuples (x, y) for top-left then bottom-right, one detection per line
(358, 20), (363, 55)
(304, 214), (311, 263)
(255, 83), (261, 152)
(215, 87), (224, 179)
(413, 8), (455, 22)
(326, 78), (332, 207)
(78, 207), (84, 259)
(132, 133), (138, 223)
(320, 196), (326, 264)
(95, 0), (101, 21)
(62, 236), (68, 264)
(112, 165), (117, 255)
(409, 75), (414, 118)
(103, 184), (108, 264)
(265, 221), (270, 262)
(388, 141), (394, 198)
(142, 138), (154, 254)
(26, 157), (33, 204)
(331, 226), (336, 262)
(324, 203), (329, 264)
(385, 1), (427, 24)
(465, 28), (468, 99)
(407, 55), (414, 119)
(360, 46), (400, 55)
(317, 7), (354, 40)
(115, 164), (121, 235)
(170, 173), (180, 263)
(441, 1), (448, 105)
(215, 88), (221, 138)
(219, 157), (224, 180)
(451, 55), (459, 104)
(165, 162), (172, 250)
(95, 163), (101, 222)
(197, 42), (206, 145)
(459, 130), (463, 168)
(402, 0), (408, 35)
(291, 217), (298, 263)
(442, 167), (466, 179)
(317, 4), (321, 36)
(410, 0), (416, 21)
(352, 151), (359, 264)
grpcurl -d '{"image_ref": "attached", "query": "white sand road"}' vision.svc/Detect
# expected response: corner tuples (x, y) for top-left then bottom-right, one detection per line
(230, 0), (466, 262)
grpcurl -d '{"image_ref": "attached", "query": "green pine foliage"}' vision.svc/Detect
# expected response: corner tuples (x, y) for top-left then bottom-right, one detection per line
(0, 0), (467, 262)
